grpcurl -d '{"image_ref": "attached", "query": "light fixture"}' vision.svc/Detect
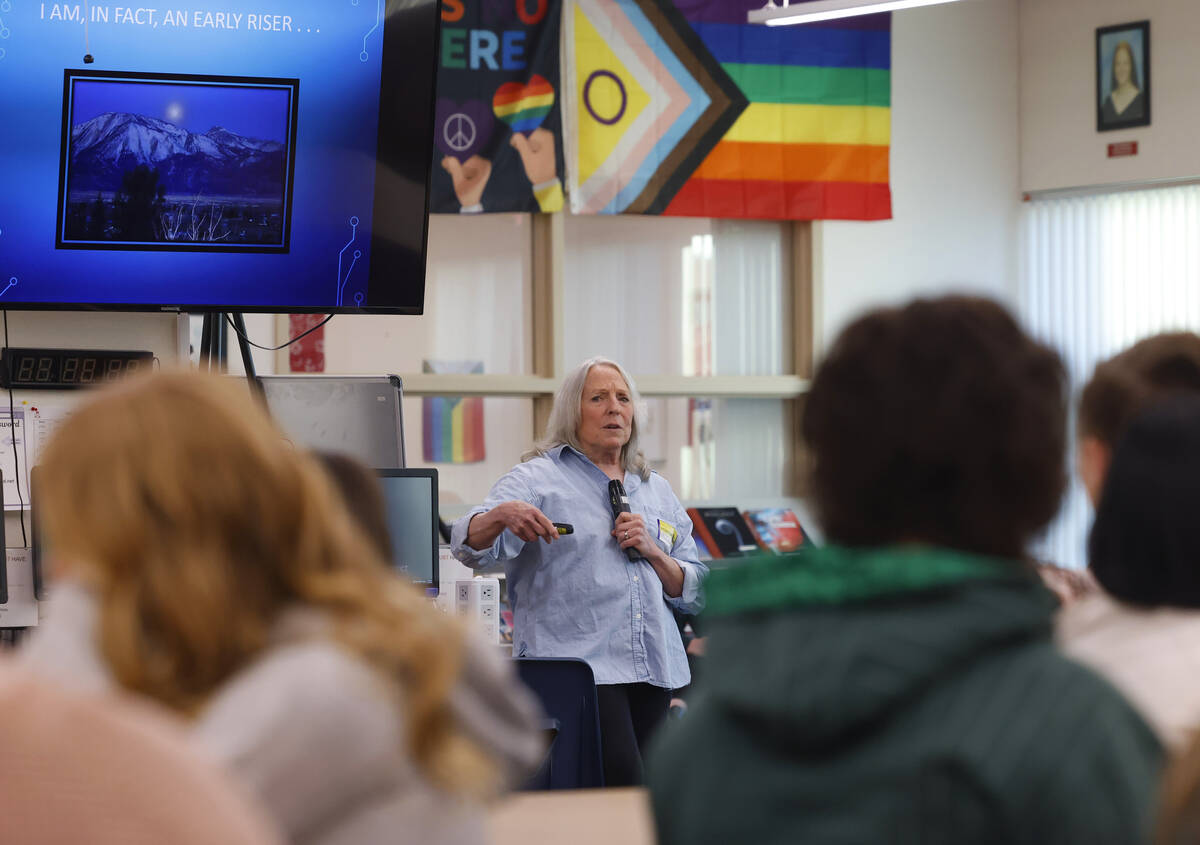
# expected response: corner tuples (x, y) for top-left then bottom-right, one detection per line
(748, 0), (967, 26)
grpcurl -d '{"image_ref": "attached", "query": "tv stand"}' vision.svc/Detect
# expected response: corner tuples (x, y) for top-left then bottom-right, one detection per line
(197, 312), (264, 401)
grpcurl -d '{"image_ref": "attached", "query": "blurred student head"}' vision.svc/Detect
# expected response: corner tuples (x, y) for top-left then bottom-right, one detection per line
(1078, 332), (1200, 503)
(314, 451), (393, 562)
(36, 371), (491, 792)
(1088, 395), (1200, 608)
(802, 296), (1067, 560)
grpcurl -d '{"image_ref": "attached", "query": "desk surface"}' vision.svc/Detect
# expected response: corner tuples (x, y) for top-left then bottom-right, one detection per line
(488, 787), (656, 845)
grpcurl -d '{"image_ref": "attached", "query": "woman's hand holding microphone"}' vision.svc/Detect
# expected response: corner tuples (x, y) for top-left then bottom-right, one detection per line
(612, 512), (661, 562)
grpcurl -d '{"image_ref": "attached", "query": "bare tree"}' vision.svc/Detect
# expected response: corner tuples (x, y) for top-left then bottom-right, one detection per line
(158, 197), (233, 243)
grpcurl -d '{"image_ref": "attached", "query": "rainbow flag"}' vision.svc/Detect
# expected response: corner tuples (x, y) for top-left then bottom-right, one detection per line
(421, 361), (486, 464)
(668, 2), (891, 220)
(565, 0), (891, 221)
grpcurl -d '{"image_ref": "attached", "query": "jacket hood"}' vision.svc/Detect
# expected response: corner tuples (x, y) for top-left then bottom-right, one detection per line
(701, 546), (1057, 753)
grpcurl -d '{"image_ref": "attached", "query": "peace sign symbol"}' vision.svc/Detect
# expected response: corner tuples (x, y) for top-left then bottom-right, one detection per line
(443, 113), (477, 153)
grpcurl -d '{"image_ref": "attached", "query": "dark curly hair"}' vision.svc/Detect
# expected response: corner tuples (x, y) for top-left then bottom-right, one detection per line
(1089, 395), (1200, 608)
(1078, 332), (1200, 448)
(802, 296), (1067, 560)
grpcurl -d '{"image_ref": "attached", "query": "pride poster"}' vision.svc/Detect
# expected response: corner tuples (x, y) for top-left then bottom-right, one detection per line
(430, 1), (565, 214)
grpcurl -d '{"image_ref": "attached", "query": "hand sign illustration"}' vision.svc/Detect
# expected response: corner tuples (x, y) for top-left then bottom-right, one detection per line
(511, 128), (558, 186)
(441, 156), (492, 208)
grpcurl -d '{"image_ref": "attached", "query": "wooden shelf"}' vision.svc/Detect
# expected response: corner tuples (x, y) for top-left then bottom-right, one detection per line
(394, 373), (808, 400)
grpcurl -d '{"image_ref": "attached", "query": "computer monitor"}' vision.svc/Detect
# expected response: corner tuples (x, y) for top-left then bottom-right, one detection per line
(375, 469), (438, 592)
(260, 375), (406, 468)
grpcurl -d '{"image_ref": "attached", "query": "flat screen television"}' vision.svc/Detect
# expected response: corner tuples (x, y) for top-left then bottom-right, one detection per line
(0, 0), (438, 313)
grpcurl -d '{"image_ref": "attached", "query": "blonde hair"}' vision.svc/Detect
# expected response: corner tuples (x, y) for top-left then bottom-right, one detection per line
(523, 356), (650, 480)
(37, 371), (494, 795)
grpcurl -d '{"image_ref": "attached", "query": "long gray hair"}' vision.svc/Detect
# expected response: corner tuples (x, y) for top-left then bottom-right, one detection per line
(523, 356), (651, 480)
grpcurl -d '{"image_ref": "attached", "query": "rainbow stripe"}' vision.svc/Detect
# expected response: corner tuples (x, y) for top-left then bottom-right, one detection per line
(493, 76), (556, 132)
(422, 396), (485, 464)
(666, 5), (892, 221)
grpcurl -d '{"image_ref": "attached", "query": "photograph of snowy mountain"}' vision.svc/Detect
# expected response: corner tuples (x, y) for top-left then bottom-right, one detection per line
(58, 74), (297, 250)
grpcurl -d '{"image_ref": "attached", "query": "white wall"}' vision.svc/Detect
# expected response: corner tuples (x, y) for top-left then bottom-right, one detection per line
(3, 311), (185, 549)
(815, 0), (1021, 350)
(1020, 0), (1200, 193)
(315, 214), (535, 506)
(227, 313), (279, 377)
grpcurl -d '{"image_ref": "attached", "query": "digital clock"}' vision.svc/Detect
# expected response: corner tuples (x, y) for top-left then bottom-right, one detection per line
(0, 348), (155, 389)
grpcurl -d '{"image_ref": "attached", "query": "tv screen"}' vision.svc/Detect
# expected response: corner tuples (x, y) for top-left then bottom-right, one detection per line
(0, 0), (438, 313)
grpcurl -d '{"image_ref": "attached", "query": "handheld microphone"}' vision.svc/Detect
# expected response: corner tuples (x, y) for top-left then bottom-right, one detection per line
(608, 479), (640, 562)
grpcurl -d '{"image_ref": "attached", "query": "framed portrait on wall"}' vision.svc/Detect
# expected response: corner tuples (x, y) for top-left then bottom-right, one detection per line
(1096, 20), (1150, 132)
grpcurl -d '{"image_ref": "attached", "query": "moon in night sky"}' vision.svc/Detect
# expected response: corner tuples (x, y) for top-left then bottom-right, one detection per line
(165, 101), (184, 123)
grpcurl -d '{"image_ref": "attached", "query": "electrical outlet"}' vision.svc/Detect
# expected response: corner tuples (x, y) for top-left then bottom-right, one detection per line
(455, 577), (500, 644)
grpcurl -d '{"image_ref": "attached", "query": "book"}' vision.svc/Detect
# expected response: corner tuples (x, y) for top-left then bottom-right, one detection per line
(686, 507), (761, 559)
(742, 508), (811, 554)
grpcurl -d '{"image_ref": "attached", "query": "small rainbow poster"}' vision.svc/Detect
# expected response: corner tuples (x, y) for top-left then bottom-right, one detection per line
(422, 360), (486, 464)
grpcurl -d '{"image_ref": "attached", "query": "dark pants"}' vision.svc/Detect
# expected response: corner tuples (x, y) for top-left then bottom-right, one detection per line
(596, 682), (671, 787)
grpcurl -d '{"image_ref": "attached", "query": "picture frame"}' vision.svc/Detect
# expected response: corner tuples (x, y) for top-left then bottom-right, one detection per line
(1096, 20), (1150, 133)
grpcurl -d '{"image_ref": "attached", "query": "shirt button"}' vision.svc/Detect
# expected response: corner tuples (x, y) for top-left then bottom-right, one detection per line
(635, 613), (642, 619)
(633, 575), (639, 582)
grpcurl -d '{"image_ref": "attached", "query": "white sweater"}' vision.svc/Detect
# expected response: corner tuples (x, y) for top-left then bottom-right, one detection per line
(1057, 589), (1200, 755)
(21, 582), (544, 845)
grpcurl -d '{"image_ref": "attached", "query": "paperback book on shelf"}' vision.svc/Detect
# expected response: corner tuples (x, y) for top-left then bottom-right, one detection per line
(743, 508), (812, 554)
(686, 507), (761, 559)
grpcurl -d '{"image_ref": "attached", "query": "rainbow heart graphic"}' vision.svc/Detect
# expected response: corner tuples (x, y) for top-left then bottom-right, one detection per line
(492, 75), (555, 133)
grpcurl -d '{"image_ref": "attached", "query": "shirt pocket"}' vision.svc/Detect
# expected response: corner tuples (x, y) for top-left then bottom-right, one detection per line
(642, 509), (681, 558)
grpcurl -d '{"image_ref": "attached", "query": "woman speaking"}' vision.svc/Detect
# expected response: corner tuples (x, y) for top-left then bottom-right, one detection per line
(451, 357), (707, 786)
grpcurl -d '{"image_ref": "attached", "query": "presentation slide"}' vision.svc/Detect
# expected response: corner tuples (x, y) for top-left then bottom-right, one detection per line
(0, 1), (436, 311)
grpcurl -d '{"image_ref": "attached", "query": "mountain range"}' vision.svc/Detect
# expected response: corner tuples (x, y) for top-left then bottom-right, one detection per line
(68, 112), (287, 199)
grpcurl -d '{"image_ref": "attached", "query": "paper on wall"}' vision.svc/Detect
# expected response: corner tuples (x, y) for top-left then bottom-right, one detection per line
(0, 549), (38, 627)
(0, 410), (32, 511)
(26, 397), (77, 464)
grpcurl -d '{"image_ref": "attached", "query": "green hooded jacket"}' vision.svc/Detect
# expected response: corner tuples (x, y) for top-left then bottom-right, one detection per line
(648, 545), (1163, 845)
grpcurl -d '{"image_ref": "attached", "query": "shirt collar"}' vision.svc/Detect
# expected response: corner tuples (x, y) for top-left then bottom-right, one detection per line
(552, 443), (642, 492)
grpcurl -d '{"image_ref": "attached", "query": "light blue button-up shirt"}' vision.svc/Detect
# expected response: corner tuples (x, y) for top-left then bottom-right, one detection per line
(450, 444), (707, 689)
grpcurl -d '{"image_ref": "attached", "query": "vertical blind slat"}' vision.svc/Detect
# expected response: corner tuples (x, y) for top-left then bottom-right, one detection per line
(1019, 185), (1200, 569)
